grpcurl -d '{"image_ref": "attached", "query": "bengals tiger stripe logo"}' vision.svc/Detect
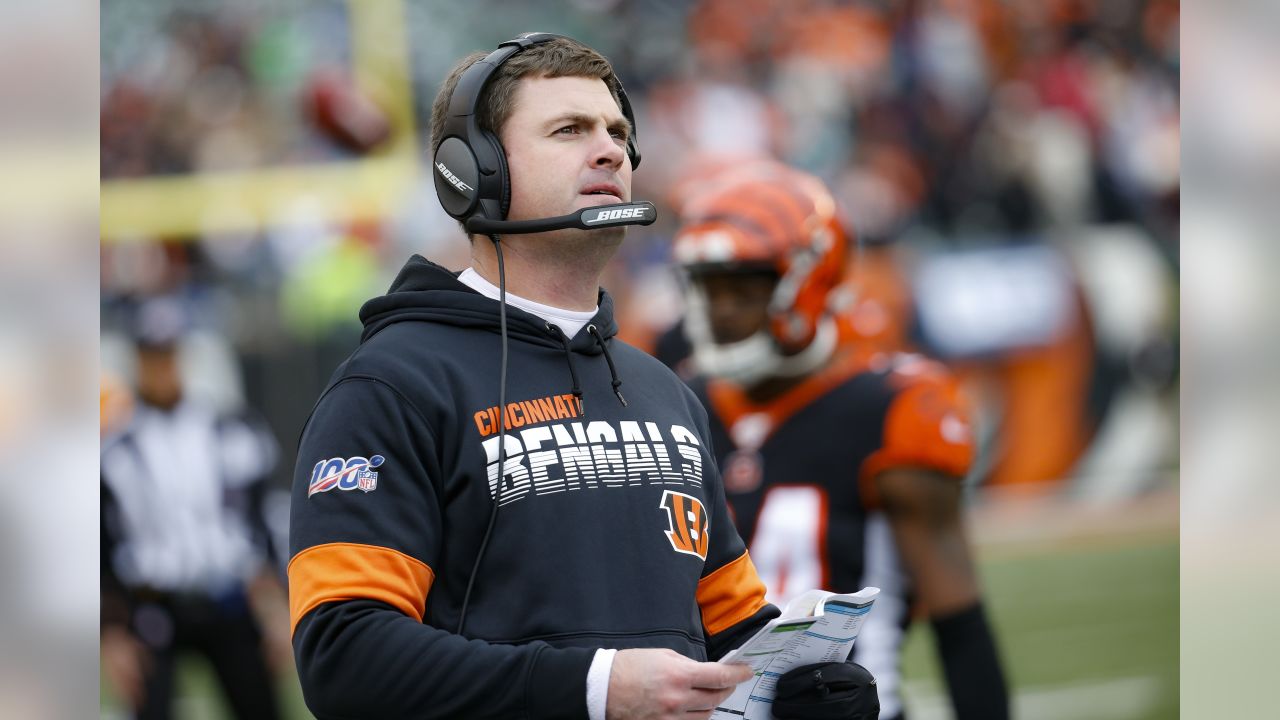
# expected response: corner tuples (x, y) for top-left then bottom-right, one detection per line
(660, 490), (709, 560)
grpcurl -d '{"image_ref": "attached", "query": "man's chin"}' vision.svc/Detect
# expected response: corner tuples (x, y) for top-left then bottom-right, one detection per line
(504, 223), (624, 246)
(586, 224), (626, 244)
(551, 225), (626, 253)
(566, 224), (627, 244)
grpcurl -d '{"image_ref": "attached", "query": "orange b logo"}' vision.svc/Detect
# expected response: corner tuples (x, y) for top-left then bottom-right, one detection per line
(660, 490), (709, 560)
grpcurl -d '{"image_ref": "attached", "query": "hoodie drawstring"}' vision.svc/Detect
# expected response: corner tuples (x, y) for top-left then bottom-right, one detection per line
(587, 324), (628, 407)
(547, 323), (585, 415)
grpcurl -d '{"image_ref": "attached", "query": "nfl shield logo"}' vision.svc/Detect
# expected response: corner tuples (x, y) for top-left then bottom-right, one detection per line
(356, 468), (378, 492)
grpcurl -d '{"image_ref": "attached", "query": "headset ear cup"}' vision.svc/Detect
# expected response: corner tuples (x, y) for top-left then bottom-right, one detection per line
(433, 136), (482, 221)
(483, 131), (512, 219)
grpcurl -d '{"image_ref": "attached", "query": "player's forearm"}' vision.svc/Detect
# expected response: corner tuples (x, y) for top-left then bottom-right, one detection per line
(294, 599), (595, 719)
(904, 531), (982, 615)
(932, 602), (1009, 720)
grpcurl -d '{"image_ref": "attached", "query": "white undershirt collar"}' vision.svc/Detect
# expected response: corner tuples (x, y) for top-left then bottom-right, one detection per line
(458, 267), (598, 339)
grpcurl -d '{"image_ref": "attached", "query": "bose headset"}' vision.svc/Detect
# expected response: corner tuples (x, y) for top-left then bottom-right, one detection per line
(437, 33), (656, 635)
(432, 31), (657, 235)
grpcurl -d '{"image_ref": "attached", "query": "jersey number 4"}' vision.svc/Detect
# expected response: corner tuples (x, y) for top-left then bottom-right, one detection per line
(749, 485), (827, 606)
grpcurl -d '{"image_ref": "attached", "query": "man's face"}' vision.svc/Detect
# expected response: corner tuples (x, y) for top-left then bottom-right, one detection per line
(500, 75), (632, 226)
(135, 345), (182, 409)
(694, 271), (777, 345)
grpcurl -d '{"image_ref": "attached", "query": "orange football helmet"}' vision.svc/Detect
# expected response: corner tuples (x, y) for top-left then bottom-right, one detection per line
(672, 164), (852, 382)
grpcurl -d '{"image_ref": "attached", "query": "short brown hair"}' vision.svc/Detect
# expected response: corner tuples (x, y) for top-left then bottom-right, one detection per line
(429, 37), (624, 158)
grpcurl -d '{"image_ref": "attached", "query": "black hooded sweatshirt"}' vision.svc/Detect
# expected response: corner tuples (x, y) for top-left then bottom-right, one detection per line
(289, 256), (778, 719)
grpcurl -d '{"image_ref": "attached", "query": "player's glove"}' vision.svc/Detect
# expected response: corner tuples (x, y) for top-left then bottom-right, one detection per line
(771, 661), (879, 720)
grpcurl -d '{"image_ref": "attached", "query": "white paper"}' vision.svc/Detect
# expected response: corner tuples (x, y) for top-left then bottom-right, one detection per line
(713, 587), (879, 720)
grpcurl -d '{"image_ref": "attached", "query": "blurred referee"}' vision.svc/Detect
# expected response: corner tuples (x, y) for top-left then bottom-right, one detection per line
(100, 298), (286, 720)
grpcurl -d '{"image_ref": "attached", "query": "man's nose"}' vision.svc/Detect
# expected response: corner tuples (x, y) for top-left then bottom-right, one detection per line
(705, 290), (740, 326)
(706, 292), (738, 325)
(589, 128), (626, 169)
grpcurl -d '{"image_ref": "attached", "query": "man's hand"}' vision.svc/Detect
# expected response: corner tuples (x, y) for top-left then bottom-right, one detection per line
(248, 569), (293, 675)
(606, 648), (752, 720)
(101, 625), (151, 710)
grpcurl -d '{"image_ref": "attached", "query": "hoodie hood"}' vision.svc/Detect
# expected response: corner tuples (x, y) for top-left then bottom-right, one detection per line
(359, 255), (618, 356)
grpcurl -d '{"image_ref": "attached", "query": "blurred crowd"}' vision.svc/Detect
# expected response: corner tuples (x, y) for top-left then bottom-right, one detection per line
(100, 0), (370, 177)
(100, 0), (1179, 512)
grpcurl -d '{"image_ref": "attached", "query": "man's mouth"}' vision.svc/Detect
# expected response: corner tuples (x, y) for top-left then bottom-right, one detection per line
(580, 183), (624, 203)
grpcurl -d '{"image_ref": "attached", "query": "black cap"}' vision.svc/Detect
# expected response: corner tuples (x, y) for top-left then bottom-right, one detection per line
(131, 297), (188, 349)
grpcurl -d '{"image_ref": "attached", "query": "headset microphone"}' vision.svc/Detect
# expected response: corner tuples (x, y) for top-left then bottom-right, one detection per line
(464, 200), (657, 236)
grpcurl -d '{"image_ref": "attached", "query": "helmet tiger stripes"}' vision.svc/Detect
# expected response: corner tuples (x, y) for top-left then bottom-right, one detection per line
(673, 164), (850, 354)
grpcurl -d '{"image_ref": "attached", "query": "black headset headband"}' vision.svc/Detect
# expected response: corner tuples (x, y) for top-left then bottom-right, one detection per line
(433, 32), (641, 224)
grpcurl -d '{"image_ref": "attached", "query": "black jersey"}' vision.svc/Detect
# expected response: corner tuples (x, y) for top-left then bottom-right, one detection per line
(692, 349), (974, 719)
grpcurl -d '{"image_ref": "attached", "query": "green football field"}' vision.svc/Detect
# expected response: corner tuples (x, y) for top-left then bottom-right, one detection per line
(900, 535), (1178, 720)
(103, 533), (1178, 719)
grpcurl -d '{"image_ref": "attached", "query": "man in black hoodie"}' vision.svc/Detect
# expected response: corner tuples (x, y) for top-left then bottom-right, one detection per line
(288, 35), (880, 720)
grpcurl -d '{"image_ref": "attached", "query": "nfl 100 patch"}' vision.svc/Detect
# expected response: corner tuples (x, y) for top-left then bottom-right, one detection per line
(308, 455), (385, 497)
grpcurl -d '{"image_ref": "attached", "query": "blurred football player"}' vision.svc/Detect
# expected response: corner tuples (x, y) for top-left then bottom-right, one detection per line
(671, 165), (1010, 720)
(101, 299), (288, 720)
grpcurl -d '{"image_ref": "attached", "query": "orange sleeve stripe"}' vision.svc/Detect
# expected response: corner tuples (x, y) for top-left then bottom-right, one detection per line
(697, 550), (770, 636)
(287, 542), (435, 635)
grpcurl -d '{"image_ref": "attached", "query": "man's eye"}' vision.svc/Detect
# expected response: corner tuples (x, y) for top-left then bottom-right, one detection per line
(556, 126), (580, 135)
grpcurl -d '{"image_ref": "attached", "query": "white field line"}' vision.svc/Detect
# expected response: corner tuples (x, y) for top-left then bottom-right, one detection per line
(902, 675), (1166, 720)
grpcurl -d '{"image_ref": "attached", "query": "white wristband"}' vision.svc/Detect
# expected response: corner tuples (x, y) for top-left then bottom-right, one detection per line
(586, 648), (618, 720)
